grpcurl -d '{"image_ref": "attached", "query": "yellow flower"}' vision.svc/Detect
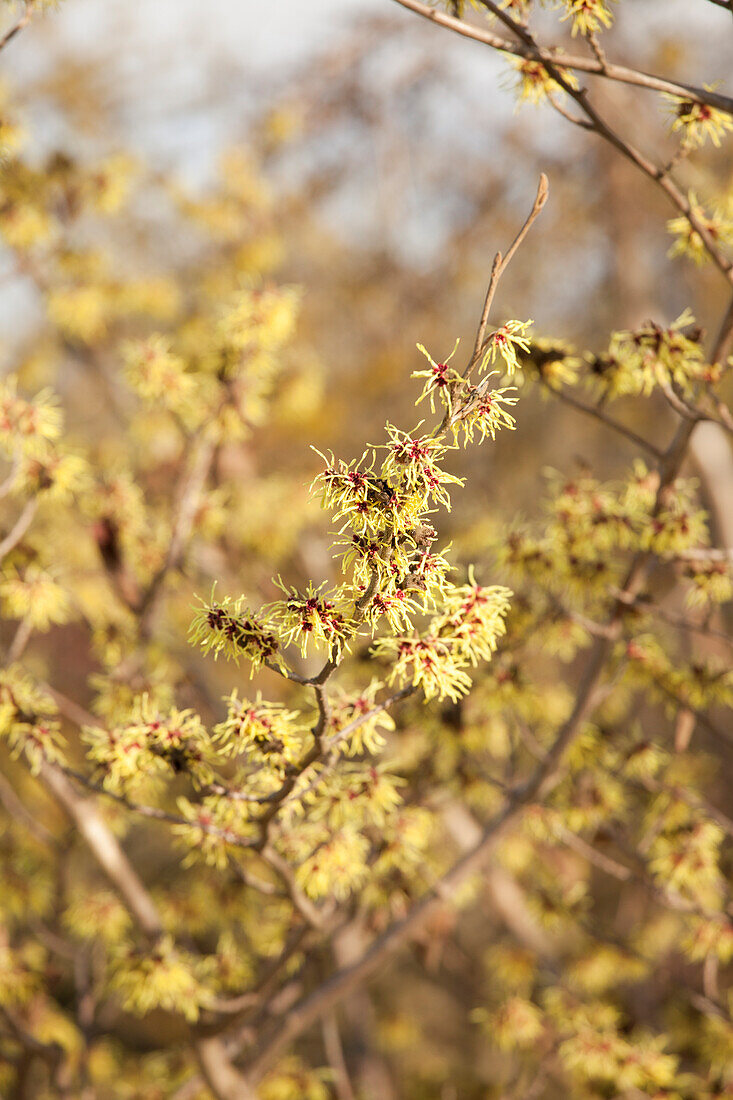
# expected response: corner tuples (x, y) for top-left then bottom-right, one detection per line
(0, 564), (72, 630)
(63, 889), (132, 944)
(507, 57), (578, 107)
(665, 90), (733, 148)
(480, 319), (533, 375)
(561, 0), (616, 37)
(0, 200), (53, 249)
(109, 935), (214, 1023)
(123, 334), (197, 415)
(413, 338), (461, 413)
(295, 828), (370, 901)
(213, 691), (305, 770)
(667, 193), (733, 266)
(487, 996), (545, 1050)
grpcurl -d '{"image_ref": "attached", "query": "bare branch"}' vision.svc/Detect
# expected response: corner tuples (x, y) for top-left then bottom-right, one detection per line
(59, 765), (259, 849)
(0, 2), (34, 54)
(541, 381), (664, 459)
(472, 173), (548, 359)
(391, 0), (733, 117)
(0, 498), (37, 563)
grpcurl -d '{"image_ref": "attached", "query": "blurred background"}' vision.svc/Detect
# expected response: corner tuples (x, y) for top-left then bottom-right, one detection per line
(1, 3), (733, 1094)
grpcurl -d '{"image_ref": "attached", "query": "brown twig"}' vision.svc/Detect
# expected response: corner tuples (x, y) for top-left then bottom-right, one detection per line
(261, 843), (331, 930)
(322, 1012), (357, 1100)
(60, 765), (259, 850)
(623, 597), (733, 650)
(541, 380), (664, 459)
(38, 761), (164, 938)
(472, 173), (548, 361)
(6, 616), (33, 663)
(0, 498), (37, 563)
(0, 768), (57, 846)
(0, 2), (34, 54)
(0, 456), (20, 500)
(391, 0), (733, 116)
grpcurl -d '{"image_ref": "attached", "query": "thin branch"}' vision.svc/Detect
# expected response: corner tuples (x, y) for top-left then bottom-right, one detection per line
(658, 384), (733, 441)
(546, 89), (592, 128)
(6, 616), (33, 663)
(0, 2), (34, 54)
(637, 600), (733, 649)
(542, 381), (664, 459)
(431, 175), (550, 430)
(265, 659), (312, 685)
(273, 687), (416, 816)
(0, 456), (20, 500)
(44, 685), (100, 728)
(473, 251), (503, 361)
(656, 378), (704, 423)
(391, 0), (733, 117)
(555, 825), (632, 881)
(60, 766), (258, 849)
(230, 861), (283, 897)
(326, 686), (414, 753)
(252, 623), (412, 847)
(261, 844), (331, 930)
(322, 1012), (357, 1100)
(137, 434), (216, 635)
(212, 687), (415, 814)
(0, 498), (36, 562)
(586, 31), (607, 71)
